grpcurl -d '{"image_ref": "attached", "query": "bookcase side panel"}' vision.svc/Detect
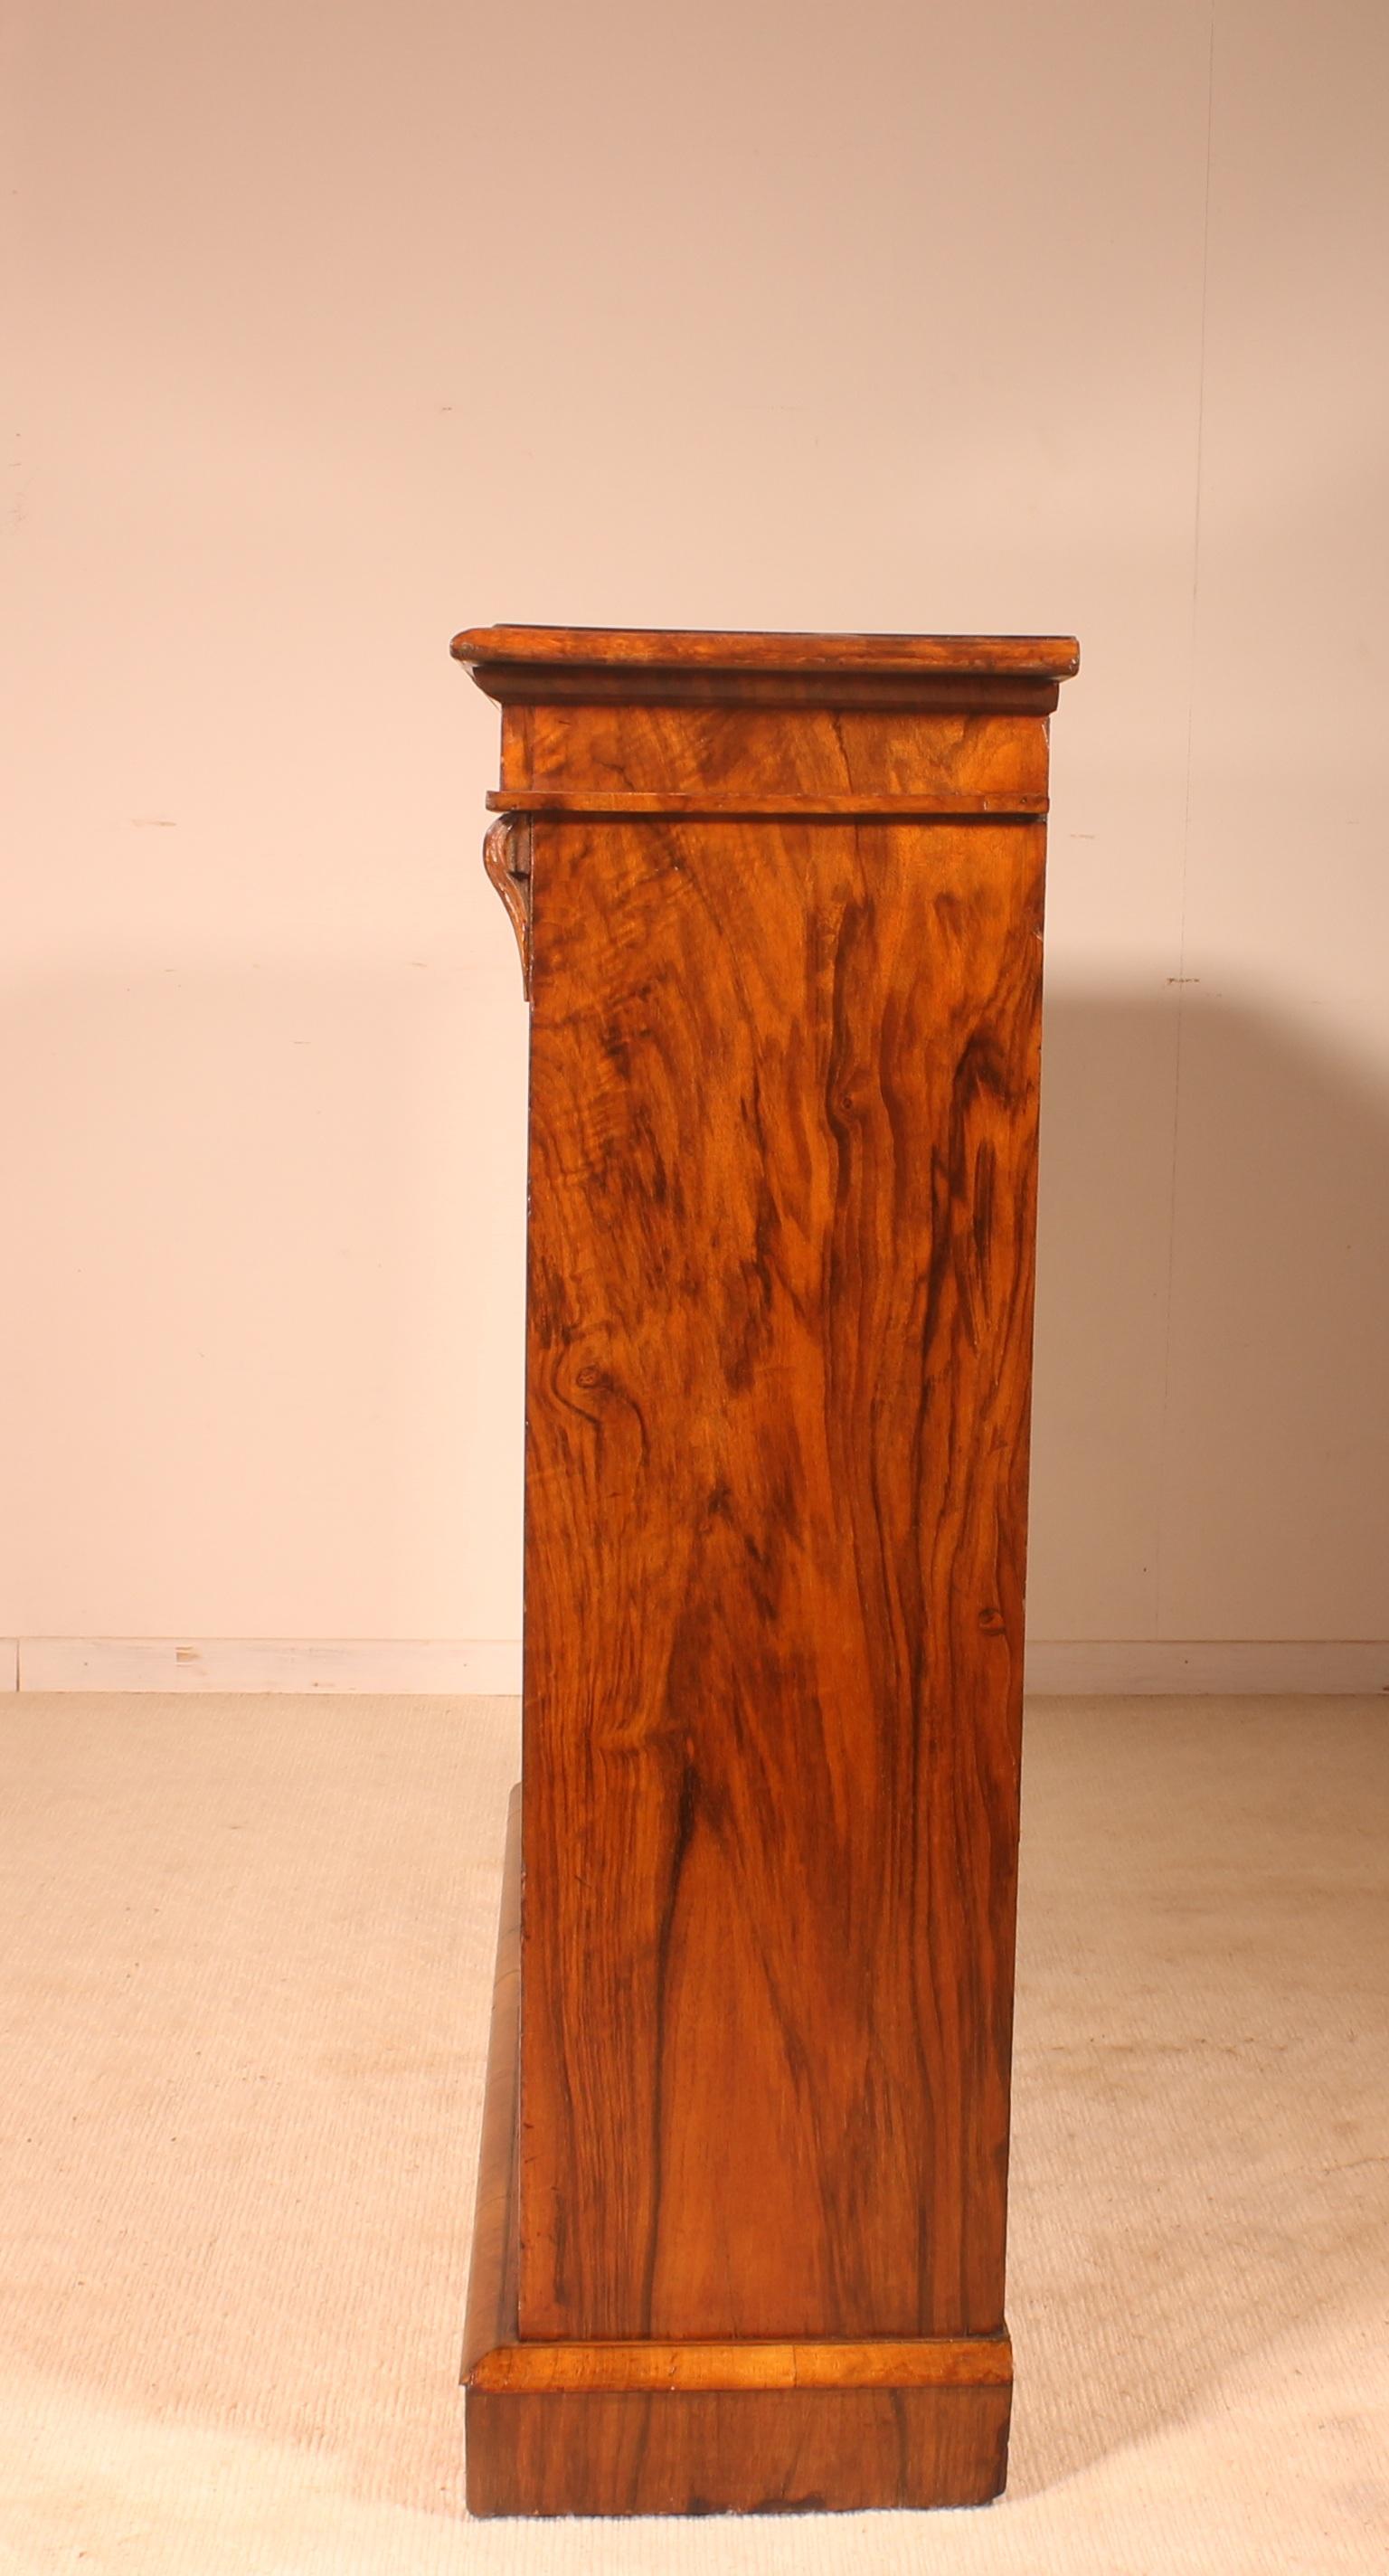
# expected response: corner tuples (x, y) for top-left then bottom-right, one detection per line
(517, 810), (1044, 2344)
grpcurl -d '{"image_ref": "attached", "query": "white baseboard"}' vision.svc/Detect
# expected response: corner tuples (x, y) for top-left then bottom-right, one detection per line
(1024, 1639), (1389, 1694)
(13, 1638), (524, 1694)
(5, 1637), (1385, 1697)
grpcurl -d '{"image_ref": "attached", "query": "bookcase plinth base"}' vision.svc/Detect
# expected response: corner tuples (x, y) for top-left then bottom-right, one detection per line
(465, 2372), (1012, 2519)
(462, 1790), (1011, 2517)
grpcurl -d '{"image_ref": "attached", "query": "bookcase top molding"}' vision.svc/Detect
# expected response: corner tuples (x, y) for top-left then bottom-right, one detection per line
(452, 624), (1081, 678)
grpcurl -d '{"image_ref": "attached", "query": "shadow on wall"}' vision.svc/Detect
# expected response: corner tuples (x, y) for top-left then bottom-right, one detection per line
(1028, 986), (1389, 1646)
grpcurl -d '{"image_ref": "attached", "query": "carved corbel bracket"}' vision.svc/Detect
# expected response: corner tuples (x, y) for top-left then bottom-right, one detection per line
(482, 812), (533, 998)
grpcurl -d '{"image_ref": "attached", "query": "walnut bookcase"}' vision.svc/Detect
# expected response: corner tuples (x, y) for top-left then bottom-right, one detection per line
(452, 623), (1078, 2516)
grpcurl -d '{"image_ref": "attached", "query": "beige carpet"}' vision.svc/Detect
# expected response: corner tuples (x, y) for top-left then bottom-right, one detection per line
(0, 1692), (1384, 2572)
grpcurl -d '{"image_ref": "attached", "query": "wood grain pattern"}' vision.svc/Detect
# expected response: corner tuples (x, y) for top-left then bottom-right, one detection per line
(472, 2334), (1012, 2393)
(460, 1785), (520, 2385)
(485, 667), (1065, 713)
(503, 699), (1052, 795)
(520, 807), (1043, 2344)
(461, 1795), (1013, 2509)
(486, 789), (1048, 818)
(454, 622), (1079, 676)
(457, 625), (1076, 2514)
(467, 2386), (1011, 2516)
